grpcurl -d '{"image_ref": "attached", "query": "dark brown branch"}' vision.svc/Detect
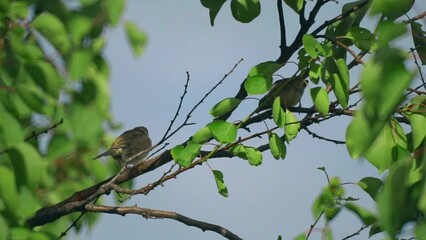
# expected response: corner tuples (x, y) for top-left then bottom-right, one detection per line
(277, 0), (287, 51)
(85, 204), (243, 240)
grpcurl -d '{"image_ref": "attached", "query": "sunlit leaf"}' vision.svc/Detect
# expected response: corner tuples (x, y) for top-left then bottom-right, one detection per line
(208, 120), (237, 143)
(272, 97), (286, 128)
(32, 13), (70, 53)
(302, 34), (320, 58)
(209, 98), (242, 117)
(0, 166), (19, 210)
(370, 0), (414, 20)
(284, 110), (300, 142)
(104, 0), (126, 26)
(269, 133), (286, 160)
(192, 127), (212, 144)
(244, 75), (272, 95)
(125, 21), (148, 57)
(310, 87), (329, 115)
(245, 147), (262, 166)
(213, 170), (228, 197)
(171, 141), (202, 167)
(377, 159), (413, 237)
(68, 49), (93, 80)
(248, 61), (282, 77)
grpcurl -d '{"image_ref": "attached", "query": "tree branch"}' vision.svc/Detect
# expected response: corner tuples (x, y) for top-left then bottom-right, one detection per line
(85, 204), (243, 240)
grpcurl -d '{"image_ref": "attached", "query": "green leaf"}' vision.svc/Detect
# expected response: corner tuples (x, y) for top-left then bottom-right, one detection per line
(0, 216), (9, 240)
(364, 120), (408, 172)
(0, 112), (24, 147)
(346, 112), (372, 158)
(245, 147), (262, 166)
(244, 75), (272, 95)
(25, 61), (63, 98)
(10, 35), (44, 60)
(209, 98), (242, 117)
(67, 15), (92, 43)
(7, 142), (46, 190)
(103, 0), (126, 26)
(0, 166), (19, 211)
(208, 120), (237, 143)
(284, 110), (300, 142)
(69, 104), (103, 146)
(192, 127), (212, 144)
(284, 0), (303, 13)
(370, 0), (414, 20)
(230, 0), (261, 23)
(344, 203), (378, 225)
(310, 87), (329, 115)
(230, 144), (248, 159)
(32, 13), (70, 53)
(272, 97), (286, 128)
(411, 22), (426, 65)
(248, 61), (282, 77)
(269, 133), (286, 160)
(376, 21), (407, 47)
(308, 62), (321, 84)
(46, 133), (76, 161)
(347, 27), (375, 51)
(171, 141), (202, 167)
(408, 96), (426, 149)
(324, 58), (349, 109)
(213, 170), (228, 197)
(377, 159), (412, 237)
(68, 49), (93, 79)
(358, 177), (383, 200)
(415, 222), (426, 240)
(348, 49), (416, 158)
(302, 34), (320, 58)
(200, 0), (227, 26)
(230, 144), (262, 165)
(15, 83), (48, 114)
(125, 21), (148, 57)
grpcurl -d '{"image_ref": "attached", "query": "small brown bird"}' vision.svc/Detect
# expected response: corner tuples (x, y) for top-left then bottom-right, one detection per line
(93, 126), (152, 167)
(258, 76), (308, 111)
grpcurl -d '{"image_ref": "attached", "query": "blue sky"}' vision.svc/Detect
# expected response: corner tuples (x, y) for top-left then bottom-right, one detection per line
(71, 1), (422, 239)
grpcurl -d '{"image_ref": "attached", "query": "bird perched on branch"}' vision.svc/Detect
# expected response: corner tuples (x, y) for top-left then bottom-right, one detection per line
(93, 126), (152, 167)
(258, 75), (308, 111)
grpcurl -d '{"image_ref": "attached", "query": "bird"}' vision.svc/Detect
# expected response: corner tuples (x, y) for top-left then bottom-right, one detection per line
(93, 126), (152, 167)
(257, 76), (308, 111)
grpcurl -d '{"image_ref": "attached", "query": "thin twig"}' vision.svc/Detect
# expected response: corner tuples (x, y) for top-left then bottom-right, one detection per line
(163, 58), (244, 142)
(306, 211), (324, 240)
(25, 118), (64, 141)
(303, 127), (346, 144)
(341, 225), (369, 240)
(160, 72), (191, 142)
(85, 204), (243, 240)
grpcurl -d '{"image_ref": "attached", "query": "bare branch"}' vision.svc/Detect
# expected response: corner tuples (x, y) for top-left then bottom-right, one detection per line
(160, 71), (191, 142)
(85, 204), (243, 240)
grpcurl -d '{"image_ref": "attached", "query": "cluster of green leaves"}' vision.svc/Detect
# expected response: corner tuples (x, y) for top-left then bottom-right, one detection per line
(0, 0), (147, 239)
(200, 0), (426, 239)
